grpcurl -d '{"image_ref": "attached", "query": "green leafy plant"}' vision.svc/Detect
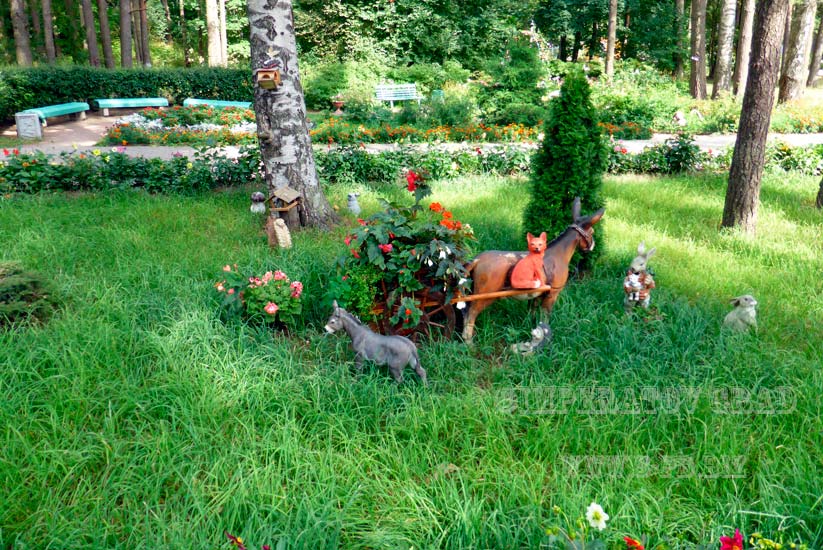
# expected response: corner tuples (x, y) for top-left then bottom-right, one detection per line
(0, 262), (57, 327)
(215, 265), (303, 328)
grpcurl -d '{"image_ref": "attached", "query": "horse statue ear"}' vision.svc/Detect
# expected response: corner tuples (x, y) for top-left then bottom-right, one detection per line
(571, 197), (582, 222)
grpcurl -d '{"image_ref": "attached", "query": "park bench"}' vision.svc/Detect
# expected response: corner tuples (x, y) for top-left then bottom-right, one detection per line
(18, 102), (90, 127)
(94, 97), (169, 116)
(183, 98), (252, 109)
(374, 83), (423, 108)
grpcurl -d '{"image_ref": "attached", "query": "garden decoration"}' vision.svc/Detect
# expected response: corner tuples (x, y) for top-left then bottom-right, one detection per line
(325, 301), (428, 385)
(723, 294), (758, 332)
(460, 197), (604, 343)
(510, 232), (548, 289)
(265, 217), (292, 249)
(623, 242), (656, 313)
(250, 191), (266, 214)
(510, 322), (552, 355)
(254, 59), (281, 90)
(268, 186), (304, 229)
(347, 192), (361, 215)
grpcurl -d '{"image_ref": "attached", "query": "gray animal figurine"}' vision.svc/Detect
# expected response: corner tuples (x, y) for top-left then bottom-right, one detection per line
(325, 301), (427, 385)
(511, 322), (552, 355)
(723, 295), (758, 332)
(624, 241), (656, 313)
(347, 193), (361, 215)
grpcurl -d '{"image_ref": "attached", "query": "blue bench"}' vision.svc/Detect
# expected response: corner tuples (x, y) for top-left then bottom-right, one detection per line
(18, 102), (90, 126)
(183, 98), (252, 109)
(375, 83), (422, 108)
(94, 97), (169, 116)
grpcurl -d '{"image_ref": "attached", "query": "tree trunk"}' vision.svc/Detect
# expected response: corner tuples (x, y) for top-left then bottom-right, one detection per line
(733, 0), (756, 94)
(28, 0), (43, 54)
(605, 0), (617, 76)
(80, 0), (100, 66)
(42, 0), (56, 62)
(131, 0), (142, 65)
(206, 0), (220, 65)
(622, 7), (630, 55)
(159, 0), (172, 41)
(806, 17), (823, 86)
(588, 19), (598, 60)
(179, 0), (189, 66)
(11, 0), (33, 65)
(781, 2), (792, 72)
(138, 0), (151, 65)
(247, 0), (336, 229)
(559, 35), (567, 61)
(816, 176), (823, 208)
(778, 0), (817, 103)
(119, 0), (132, 67)
(711, 0), (737, 98)
(690, 0), (708, 98)
(722, 0), (790, 234)
(97, 0), (115, 68)
(218, 0), (227, 65)
(572, 31), (582, 61)
(674, 0), (686, 78)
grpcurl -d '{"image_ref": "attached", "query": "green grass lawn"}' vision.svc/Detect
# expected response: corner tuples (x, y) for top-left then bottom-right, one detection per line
(1, 172), (821, 549)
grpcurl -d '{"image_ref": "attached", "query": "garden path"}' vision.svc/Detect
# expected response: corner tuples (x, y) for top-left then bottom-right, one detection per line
(5, 112), (823, 158)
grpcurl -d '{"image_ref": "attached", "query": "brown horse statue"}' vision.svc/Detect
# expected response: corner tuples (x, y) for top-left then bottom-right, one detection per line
(461, 197), (605, 343)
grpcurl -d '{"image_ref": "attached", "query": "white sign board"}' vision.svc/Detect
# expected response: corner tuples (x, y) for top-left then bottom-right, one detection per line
(15, 113), (42, 140)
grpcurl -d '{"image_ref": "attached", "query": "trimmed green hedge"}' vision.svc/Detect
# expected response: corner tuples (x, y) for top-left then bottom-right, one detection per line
(0, 67), (253, 122)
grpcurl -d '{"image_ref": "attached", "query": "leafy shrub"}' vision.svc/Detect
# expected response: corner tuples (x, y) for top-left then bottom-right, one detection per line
(0, 263), (57, 327)
(766, 141), (823, 175)
(662, 134), (702, 173)
(302, 62), (348, 110)
(487, 103), (547, 127)
(596, 93), (657, 136)
(426, 95), (478, 127)
(215, 266), (304, 329)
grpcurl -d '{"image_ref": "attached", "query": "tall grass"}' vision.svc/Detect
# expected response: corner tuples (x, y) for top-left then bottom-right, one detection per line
(1, 173), (821, 549)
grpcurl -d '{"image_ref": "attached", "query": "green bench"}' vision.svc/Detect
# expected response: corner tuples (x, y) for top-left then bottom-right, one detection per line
(18, 102), (90, 127)
(94, 97), (169, 116)
(183, 98), (252, 109)
(375, 83), (423, 108)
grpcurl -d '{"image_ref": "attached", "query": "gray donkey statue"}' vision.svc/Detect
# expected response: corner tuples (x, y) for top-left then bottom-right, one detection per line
(324, 301), (428, 385)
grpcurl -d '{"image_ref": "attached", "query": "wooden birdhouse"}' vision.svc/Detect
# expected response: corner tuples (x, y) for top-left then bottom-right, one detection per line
(267, 186), (303, 228)
(255, 68), (281, 90)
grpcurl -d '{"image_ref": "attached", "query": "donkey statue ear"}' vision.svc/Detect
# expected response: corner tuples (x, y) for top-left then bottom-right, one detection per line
(571, 197), (582, 221)
(332, 300), (339, 310)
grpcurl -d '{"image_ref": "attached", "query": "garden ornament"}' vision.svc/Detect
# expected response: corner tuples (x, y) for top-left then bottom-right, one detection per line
(623, 242), (656, 313)
(250, 191), (267, 214)
(510, 232), (548, 289)
(324, 301), (428, 385)
(461, 197), (604, 343)
(265, 216), (292, 249)
(510, 322), (552, 355)
(347, 193), (361, 215)
(723, 295), (758, 332)
(673, 111), (687, 127)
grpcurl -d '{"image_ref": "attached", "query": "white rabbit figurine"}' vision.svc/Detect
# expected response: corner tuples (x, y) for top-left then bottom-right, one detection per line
(624, 242), (656, 313)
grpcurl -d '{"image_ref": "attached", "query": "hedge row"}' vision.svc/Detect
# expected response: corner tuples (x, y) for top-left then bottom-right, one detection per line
(0, 67), (252, 122)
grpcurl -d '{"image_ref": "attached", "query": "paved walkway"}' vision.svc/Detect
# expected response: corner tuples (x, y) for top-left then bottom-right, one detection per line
(4, 112), (823, 159)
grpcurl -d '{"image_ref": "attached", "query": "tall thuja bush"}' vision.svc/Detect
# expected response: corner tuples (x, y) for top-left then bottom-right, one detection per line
(522, 70), (606, 269)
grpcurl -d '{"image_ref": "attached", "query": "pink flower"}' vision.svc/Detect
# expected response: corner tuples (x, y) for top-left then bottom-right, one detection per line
(273, 270), (287, 281)
(228, 288), (236, 295)
(216, 283), (225, 292)
(290, 280), (303, 298)
(264, 302), (279, 315)
(223, 265), (232, 272)
(719, 529), (743, 550)
(614, 145), (622, 153)
(378, 243), (393, 253)
(262, 271), (273, 283)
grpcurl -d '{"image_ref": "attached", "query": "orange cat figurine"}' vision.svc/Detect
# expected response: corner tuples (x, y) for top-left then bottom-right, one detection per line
(510, 232), (548, 289)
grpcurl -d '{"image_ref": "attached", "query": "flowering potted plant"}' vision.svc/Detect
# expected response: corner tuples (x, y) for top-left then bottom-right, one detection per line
(215, 265), (303, 328)
(331, 169), (474, 333)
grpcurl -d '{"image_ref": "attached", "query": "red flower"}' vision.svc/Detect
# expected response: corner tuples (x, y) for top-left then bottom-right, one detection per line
(476, 147), (482, 155)
(225, 532), (247, 550)
(12, 148), (19, 156)
(405, 308), (412, 315)
(378, 243), (393, 253)
(441, 210), (453, 220)
(350, 248), (360, 259)
(406, 169), (422, 192)
(624, 536), (644, 550)
(621, 147), (628, 154)
(720, 529), (743, 550)
(344, 234), (356, 246)
(2, 148), (8, 156)
(357, 218), (367, 225)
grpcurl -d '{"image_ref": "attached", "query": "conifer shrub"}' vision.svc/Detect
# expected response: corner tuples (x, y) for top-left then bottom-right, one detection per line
(522, 69), (607, 267)
(0, 263), (57, 327)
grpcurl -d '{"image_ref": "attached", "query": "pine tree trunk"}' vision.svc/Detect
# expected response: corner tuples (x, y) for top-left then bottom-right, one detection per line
(674, 0), (685, 78)
(80, 0), (100, 66)
(179, 0), (189, 66)
(690, 0), (708, 98)
(131, 0), (142, 65)
(97, 0), (115, 67)
(247, 0), (336, 229)
(218, 0), (227, 65)
(806, 18), (823, 86)
(781, 3), (792, 72)
(42, 0), (56, 62)
(11, 0), (34, 65)
(723, 0), (790, 234)
(139, 0), (150, 65)
(605, 0), (617, 76)
(778, 0), (817, 103)
(733, 0), (755, 94)
(159, 0), (172, 41)
(711, 0), (736, 98)
(816, 177), (823, 208)
(119, 0), (132, 67)
(28, 0), (43, 54)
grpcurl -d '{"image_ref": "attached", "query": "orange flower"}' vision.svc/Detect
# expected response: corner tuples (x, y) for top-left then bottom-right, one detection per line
(429, 202), (443, 213)
(441, 210), (453, 220)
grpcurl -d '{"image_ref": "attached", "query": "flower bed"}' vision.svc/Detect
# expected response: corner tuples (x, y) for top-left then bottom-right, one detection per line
(310, 118), (539, 145)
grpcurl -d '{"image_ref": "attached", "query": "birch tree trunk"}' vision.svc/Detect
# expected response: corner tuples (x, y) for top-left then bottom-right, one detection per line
(690, 0), (708, 98)
(605, 0), (617, 77)
(80, 0), (100, 66)
(733, 0), (756, 94)
(42, 0), (56, 62)
(139, 0), (151, 65)
(206, 0), (221, 65)
(119, 0), (132, 67)
(806, 17), (823, 86)
(674, 0), (685, 78)
(722, 0), (790, 234)
(29, 0), (43, 53)
(711, 0), (737, 97)
(97, 0), (115, 68)
(11, 0), (34, 65)
(131, 0), (142, 64)
(218, 0), (227, 65)
(248, 0), (336, 229)
(778, 0), (817, 103)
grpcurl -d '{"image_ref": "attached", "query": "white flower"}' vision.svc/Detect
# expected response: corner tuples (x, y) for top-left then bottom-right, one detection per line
(439, 250), (447, 260)
(585, 502), (609, 531)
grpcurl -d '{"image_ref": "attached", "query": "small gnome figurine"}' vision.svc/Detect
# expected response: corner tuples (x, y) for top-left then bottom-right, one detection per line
(624, 242), (656, 313)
